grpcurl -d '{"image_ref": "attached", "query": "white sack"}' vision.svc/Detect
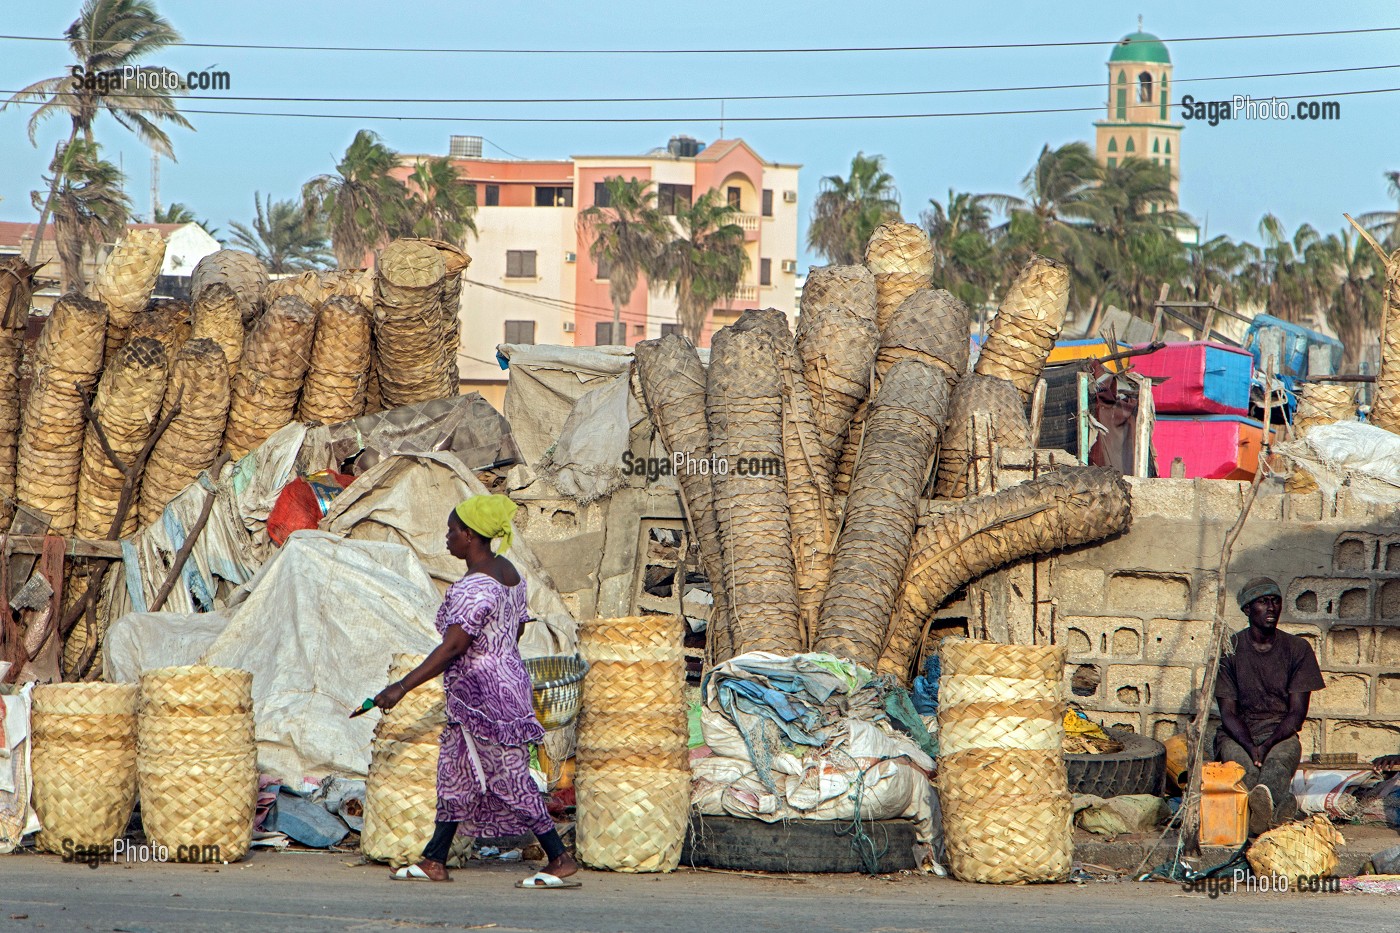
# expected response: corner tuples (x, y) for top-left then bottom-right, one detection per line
(1277, 421), (1400, 503)
(536, 372), (635, 503)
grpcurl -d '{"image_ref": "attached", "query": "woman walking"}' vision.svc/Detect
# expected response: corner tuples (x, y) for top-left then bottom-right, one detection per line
(373, 494), (578, 887)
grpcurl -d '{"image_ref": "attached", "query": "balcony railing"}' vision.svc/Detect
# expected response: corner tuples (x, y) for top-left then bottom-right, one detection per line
(729, 285), (758, 303)
(732, 213), (760, 233)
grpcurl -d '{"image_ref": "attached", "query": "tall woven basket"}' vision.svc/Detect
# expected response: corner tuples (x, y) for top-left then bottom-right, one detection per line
(936, 637), (1071, 884)
(31, 683), (139, 855)
(575, 616), (690, 872)
(137, 666), (257, 863)
(361, 654), (454, 868)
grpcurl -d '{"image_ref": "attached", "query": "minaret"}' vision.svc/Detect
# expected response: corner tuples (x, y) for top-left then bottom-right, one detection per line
(1093, 20), (1182, 201)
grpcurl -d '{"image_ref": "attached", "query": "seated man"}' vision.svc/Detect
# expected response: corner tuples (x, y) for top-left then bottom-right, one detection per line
(1214, 577), (1324, 835)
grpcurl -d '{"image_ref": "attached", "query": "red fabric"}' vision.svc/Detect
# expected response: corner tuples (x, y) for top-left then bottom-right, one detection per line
(266, 471), (354, 546)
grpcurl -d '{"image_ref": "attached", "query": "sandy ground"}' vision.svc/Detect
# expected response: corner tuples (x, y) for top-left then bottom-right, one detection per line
(2, 848), (1398, 933)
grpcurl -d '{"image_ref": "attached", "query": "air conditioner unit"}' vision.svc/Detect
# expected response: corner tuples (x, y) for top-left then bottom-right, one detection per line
(781, 259), (798, 274)
(562, 321), (576, 333)
(564, 251), (577, 263)
(782, 190), (798, 203)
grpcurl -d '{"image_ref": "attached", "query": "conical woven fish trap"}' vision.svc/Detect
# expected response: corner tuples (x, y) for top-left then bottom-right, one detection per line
(374, 238), (451, 407)
(298, 296), (371, 425)
(865, 223), (934, 276)
(138, 745), (257, 862)
(361, 735), (440, 866)
(190, 281), (245, 378)
(938, 701), (1065, 755)
(878, 288), (970, 388)
(874, 272), (932, 332)
(801, 264), (878, 321)
(815, 360), (949, 670)
(264, 271), (331, 308)
(575, 764), (689, 872)
(31, 683), (139, 854)
(15, 293), (107, 534)
(0, 258), (37, 508)
(706, 322), (800, 656)
(974, 256), (1069, 401)
(1246, 814), (1344, 879)
(940, 637), (1066, 683)
(938, 779), (1072, 884)
(937, 747), (1067, 807)
(75, 337), (169, 539)
(1287, 384), (1357, 493)
(191, 249), (268, 327)
(127, 298), (191, 355)
(223, 295), (317, 458)
(140, 338), (231, 526)
(139, 665), (253, 716)
(633, 336), (734, 665)
(1373, 251), (1400, 433)
(795, 306), (879, 477)
(580, 659), (687, 715)
(95, 228), (165, 362)
(933, 374), (1032, 499)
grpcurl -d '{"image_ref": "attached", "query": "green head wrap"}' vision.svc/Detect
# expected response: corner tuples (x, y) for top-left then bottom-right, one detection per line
(454, 495), (518, 555)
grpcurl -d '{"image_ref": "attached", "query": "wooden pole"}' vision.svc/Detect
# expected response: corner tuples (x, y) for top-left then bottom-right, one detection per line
(147, 454), (230, 613)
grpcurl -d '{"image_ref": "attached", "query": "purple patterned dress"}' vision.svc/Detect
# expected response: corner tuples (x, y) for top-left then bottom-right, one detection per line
(434, 573), (552, 837)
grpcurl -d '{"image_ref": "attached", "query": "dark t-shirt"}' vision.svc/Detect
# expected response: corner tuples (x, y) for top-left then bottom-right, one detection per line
(1215, 630), (1325, 743)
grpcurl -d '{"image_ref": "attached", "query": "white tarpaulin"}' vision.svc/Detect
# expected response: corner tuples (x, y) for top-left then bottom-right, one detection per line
(105, 533), (441, 784)
(536, 371), (637, 503)
(1277, 421), (1400, 503)
(498, 344), (634, 466)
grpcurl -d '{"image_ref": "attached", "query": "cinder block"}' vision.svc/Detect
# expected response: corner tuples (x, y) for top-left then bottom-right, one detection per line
(1334, 487), (1380, 522)
(1376, 674), (1400, 717)
(1103, 713), (1143, 734)
(1299, 719), (1323, 757)
(1149, 715), (1189, 742)
(1054, 567), (1106, 614)
(1283, 490), (1326, 523)
(1107, 571), (1192, 615)
(1287, 576), (1373, 621)
(1380, 580), (1400, 621)
(1106, 663), (1195, 712)
(1196, 480), (1250, 522)
(1315, 672), (1370, 715)
(1333, 533), (1378, 573)
(1124, 477), (1197, 519)
(1279, 623), (1323, 662)
(1066, 662), (1105, 703)
(1144, 618), (1215, 666)
(1383, 538), (1400, 575)
(1056, 615), (1145, 660)
(1325, 627), (1369, 667)
(1380, 629), (1400, 665)
(1324, 720), (1400, 760)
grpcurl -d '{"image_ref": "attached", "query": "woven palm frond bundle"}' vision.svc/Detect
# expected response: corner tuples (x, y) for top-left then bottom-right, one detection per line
(222, 295), (317, 459)
(974, 256), (1069, 403)
(95, 228), (166, 363)
(865, 223), (934, 332)
(374, 239), (452, 408)
(140, 339), (230, 526)
(0, 257), (38, 514)
(127, 298), (191, 357)
(298, 296), (371, 425)
(932, 374), (1032, 501)
(191, 249), (268, 327)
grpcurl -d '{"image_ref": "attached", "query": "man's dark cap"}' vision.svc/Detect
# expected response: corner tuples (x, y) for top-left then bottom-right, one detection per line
(1238, 576), (1282, 611)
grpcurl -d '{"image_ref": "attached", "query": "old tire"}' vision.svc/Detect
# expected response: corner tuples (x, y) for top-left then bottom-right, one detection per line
(1065, 728), (1165, 798)
(682, 814), (919, 874)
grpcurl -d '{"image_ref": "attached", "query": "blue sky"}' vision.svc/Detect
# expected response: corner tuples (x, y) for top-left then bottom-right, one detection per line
(1, 1), (1397, 268)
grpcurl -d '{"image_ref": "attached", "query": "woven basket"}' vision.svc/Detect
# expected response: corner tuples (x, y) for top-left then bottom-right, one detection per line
(191, 249), (268, 327)
(140, 338), (231, 526)
(362, 737), (441, 867)
(1374, 252), (1400, 434)
(575, 764), (689, 872)
(95, 228), (165, 363)
(190, 281), (246, 378)
(264, 271), (331, 309)
(933, 374), (1032, 500)
(1286, 384), (1356, 493)
(795, 305), (879, 487)
(800, 264), (877, 322)
(937, 638), (1070, 884)
(524, 655), (588, 731)
(878, 289), (970, 388)
(416, 238), (471, 388)
(0, 258), (37, 514)
(1247, 814), (1344, 879)
(577, 615), (687, 655)
(137, 666), (256, 863)
(974, 256), (1069, 402)
(223, 295), (317, 459)
(374, 238), (452, 408)
(31, 683), (138, 854)
(126, 298), (191, 356)
(298, 296), (371, 425)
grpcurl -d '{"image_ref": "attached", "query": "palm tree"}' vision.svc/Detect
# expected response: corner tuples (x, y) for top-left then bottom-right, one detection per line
(1309, 228), (1383, 368)
(651, 190), (750, 342)
(921, 190), (998, 308)
(403, 157), (477, 244)
(1185, 234), (1257, 310)
(1358, 171), (1400, 249)
(30, 138), (130, 292)
(1251, 215), (1322, 323)
(807, 153), (901, 264)
(303, 130), (408, 268)
(3, 0), (189, 264)
(578, 177), (670, 344)
(1082, 157), (1188, 321)
(154, 201), (219, 238)
(993, 142), (1100, 264)
(228, 193), (332, 273)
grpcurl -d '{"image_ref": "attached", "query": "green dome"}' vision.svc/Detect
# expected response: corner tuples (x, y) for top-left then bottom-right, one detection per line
(1109, 31), (1170, 64)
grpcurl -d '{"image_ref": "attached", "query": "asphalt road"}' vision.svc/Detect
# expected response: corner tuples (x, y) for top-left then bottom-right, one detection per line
(1, 850), (1394, 933)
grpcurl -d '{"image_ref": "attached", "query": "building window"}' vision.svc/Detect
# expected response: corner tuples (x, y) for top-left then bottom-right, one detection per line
(484, 185), (500, 207)
(593, 181), (612, 208)
(1107, 137), (1117, 152)
(760, 258), (772, 286)
(1160, 75), (1169, 119)
(1115, 88), (1127, 120)
(534, 186), (573, 207)
(595, 321), (624, 345)
(761, 189), (774, 217)
(1125, 137), (1135, 153)
(1106, 157), (1117, 169)
(657, 183), (693, 215)
(1138, 71), (1153, 103)
(1165, 139), (1172, 154)
(660, 323), (682, 337)
(505, 250), (537, 278)
(1153, 138), (1160, 153)
(595, 255), (611, 281)
(727, 187), (742, 210)
(1165, 158), (1171, 174)
(633, 323), (645, 336)
(503, 320), (536, 345)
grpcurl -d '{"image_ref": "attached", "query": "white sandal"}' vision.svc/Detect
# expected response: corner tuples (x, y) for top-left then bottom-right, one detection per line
(392, 863), (450, 882)
(516, 871), (581, 889)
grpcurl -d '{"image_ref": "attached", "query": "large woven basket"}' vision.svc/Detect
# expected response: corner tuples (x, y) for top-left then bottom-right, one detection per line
(525, 655), (588, 731)
(1247, 814), (1344, 879)
(137, 665), (256, 862)
(575, 765), (689, 872)
(31, 683), (139, 854)
(937, 638), (1070, 884)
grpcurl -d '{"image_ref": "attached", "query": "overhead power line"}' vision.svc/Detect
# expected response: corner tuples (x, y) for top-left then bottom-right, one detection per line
(0, 26), (1396, 55)
(4, 63), (1396, 106)
(4, 86), (1396, 123)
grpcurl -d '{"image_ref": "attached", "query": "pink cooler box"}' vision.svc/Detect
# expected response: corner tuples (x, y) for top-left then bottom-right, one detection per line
(1153, 415), (1273, 480)
(1132, 342), (1253, 415)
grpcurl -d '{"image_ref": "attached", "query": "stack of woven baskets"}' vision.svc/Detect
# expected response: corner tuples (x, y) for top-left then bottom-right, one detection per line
(361, 654), (455, 868)
(1248, 814), (1345, 879)
(30, 683), (139, 857)
(936, 637), (1072, 884)
(575, 615), (689, 872)
(137, 666), (257, 862)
